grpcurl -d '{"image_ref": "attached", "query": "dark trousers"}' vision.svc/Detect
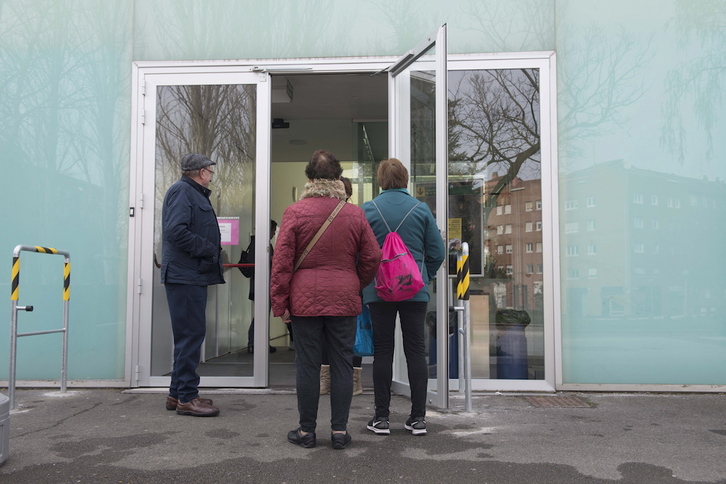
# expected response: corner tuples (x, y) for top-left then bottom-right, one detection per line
(369, 301), (429, 420)
(321, 342), (362, 367)
(165, 283), (208, 404)
(292, 315), (356, 432)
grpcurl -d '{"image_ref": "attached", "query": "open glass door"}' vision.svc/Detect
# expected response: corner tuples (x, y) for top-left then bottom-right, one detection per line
(391, 53), (558, 398)
(388, 25), (450, 408)
(130, 68), (271, 388)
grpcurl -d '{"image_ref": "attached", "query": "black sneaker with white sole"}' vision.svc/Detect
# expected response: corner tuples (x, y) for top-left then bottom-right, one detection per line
(366, 416), (390, 435)
(404, 416), (427, 435)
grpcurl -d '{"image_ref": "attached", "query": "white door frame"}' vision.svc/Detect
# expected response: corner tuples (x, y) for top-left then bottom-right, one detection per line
(127, 52), (559, 395)
(127, 65), (272, 388)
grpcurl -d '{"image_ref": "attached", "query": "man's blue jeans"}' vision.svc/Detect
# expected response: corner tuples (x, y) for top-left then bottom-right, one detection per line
(165, 283), (208, 404)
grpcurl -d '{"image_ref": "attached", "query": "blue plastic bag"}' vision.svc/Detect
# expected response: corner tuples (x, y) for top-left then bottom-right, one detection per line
(353, 305), (374, 357)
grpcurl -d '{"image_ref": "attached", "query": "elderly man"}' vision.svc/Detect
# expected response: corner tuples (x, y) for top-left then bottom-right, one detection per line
(161, 153), (224, 417)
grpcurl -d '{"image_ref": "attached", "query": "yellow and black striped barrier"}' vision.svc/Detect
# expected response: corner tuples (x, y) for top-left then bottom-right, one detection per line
(455, 242), (472, 412)
(11, 246), (70, 302)
(456, 243), (470, 300)
(9, 245), (71, 410)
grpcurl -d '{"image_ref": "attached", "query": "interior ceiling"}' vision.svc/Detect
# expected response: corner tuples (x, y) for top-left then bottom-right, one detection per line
(270, 73), (388, 121)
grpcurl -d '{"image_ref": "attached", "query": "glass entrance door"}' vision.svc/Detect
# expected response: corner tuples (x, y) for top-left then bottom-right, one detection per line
(389, 40), (558, 399)
(131, 68), (271, 388)
(389, 25), (450, 408)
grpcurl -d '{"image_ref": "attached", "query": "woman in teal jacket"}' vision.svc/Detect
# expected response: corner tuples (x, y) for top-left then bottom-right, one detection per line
(361, 158), (446, 436)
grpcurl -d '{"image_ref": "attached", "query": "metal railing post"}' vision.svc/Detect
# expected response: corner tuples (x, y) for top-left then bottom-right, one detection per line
(456, 242), (472, 412)
(8, 245), (70, 410)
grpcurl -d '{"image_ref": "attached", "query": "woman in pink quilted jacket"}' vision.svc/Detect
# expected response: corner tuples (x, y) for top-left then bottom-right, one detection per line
(270, 150), (381, 450)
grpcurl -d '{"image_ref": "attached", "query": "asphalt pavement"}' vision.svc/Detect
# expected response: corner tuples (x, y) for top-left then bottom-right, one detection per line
(1, 388), (725, 483)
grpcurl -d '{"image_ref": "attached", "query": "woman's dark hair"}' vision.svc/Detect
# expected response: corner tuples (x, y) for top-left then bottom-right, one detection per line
(377, 158), (409, 190)
(340, 176), (353, 199)
(305, 150), (343, 180)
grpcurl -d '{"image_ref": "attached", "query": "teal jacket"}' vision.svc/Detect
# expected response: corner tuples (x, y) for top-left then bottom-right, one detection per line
(361, 189), (446, 303)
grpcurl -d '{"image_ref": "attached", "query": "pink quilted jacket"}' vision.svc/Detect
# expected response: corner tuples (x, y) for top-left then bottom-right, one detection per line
(270, 193), (381, 318)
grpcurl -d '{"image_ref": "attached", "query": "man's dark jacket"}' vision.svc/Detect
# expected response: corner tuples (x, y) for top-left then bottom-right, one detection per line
(161, 176), (225, 286)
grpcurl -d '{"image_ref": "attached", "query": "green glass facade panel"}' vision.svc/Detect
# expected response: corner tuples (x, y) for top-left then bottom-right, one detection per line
(0, 0), (554, 382)
(0, 0), (724, 386)
(556, 0), (726, 384)
(0, 0), (133, 380)
(132, 0), (555, 60)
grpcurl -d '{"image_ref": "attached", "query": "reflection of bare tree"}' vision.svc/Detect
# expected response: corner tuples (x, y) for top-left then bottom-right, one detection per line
(148, 0), (342, 58)
(446, 69), (541, 282)
(460, 0), (653, 171)
(559, 25), (653, 165)
(369, 0), (443, 53)
(155, 84), (256, 216)
(408, 68), (541, 279)
(0, 3), (85, 175)
(0, 1), (131, 278)
(460, 0), (553, 52)
(662, 0), (725, 162)
(153, 84), (256, 262)
(448, 69), (540, 215)
(410, 74), (436, 176)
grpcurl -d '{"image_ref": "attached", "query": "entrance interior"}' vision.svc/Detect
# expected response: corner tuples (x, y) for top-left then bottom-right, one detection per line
(264, 73), (387, 389)
(181, 72), (389, 389)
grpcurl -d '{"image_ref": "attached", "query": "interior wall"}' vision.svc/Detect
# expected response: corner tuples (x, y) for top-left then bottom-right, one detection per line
(271, 119), (356, 162)
(270, 119), (357, 221)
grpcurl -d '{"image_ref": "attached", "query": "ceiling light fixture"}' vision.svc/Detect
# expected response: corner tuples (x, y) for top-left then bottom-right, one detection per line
(272, 118), (290, 129)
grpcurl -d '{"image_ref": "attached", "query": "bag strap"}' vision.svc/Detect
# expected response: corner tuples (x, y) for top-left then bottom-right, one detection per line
(371, 200), (421, 234)
(293, 199), (346, 272)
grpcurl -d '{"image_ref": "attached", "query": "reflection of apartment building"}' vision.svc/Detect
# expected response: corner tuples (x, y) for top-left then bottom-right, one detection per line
(485, 173), (543, 310)
(562, 160), (726, 319)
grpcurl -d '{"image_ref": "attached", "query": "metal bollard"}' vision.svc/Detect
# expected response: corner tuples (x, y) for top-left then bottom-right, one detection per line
(456, 242), (472, 412)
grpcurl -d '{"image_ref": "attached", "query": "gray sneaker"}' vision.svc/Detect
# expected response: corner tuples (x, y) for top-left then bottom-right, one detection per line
(366, 416), (390, 435)
(404, 416), (427, 435)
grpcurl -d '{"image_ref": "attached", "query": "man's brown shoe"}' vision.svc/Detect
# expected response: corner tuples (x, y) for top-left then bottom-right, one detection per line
(166, 396), (213, 411)
(175, 397), (220, 417)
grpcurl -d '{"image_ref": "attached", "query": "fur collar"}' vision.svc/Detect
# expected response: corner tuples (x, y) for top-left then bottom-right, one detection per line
(300, 179), (346, 200)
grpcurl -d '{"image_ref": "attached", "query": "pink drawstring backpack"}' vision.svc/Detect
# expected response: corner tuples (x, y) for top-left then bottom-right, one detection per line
(372, 200), (425, 301)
